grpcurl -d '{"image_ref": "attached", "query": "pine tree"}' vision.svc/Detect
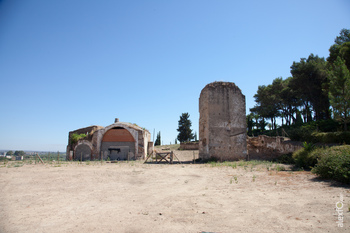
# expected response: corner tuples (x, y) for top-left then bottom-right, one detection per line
(177, 113), (194, 142)
(327, 56), (350, 131)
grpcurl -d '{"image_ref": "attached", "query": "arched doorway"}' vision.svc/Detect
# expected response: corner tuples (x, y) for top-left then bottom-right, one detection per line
(101, 127), (136, 160)
(75, 144), (91, 161)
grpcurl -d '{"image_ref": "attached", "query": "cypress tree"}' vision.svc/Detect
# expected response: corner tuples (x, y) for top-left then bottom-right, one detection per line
(177, 113), (194, 142)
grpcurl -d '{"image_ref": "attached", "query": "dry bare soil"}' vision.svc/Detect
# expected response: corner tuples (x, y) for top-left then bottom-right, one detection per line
(0, 150), (349, 233)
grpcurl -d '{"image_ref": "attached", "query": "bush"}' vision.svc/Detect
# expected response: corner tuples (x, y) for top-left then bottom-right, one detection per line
(292, 142), (317, 169)
(311, 145), (350, 184)
(311, 132), (337, 144)
(316, 119), (339, 132)
(311, 132), (350, 144)
(290, 130), (350, 144)
(70, 133), (87, 144)
(0, 157), (9, 161)
(289, 127), (313, 142)
(275, 153), (295, 164)
(283, 119), (340, 142)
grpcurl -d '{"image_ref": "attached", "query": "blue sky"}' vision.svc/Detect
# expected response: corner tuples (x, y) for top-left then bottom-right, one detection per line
(0, 0), (349, 152)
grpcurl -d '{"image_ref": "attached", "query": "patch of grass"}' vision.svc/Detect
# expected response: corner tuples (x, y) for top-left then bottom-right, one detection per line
(26, 160), (34, 164)
(229, 175), (239, 184)
(275, 165), (286, 171)
(252, 174), (256, 182)
(238, 160), (245, 167)
(266, 164), (271, 171)
(6, 162), (24, 168)
(248, 160), (261, 167)
(208, 160), (280, 173)
(208, 161), (219, 167)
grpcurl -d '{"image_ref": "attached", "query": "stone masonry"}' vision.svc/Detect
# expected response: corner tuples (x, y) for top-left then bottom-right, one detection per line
(66, 119), (153, 161)
(199, 82), (247, 161)
(247, 135), (302, 160)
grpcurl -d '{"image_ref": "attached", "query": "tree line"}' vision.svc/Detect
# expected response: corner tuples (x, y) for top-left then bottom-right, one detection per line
(6, 150), (25, 156)
(248, 28), (350, 134)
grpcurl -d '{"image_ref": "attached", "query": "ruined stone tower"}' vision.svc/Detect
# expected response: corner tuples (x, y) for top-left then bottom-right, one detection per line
(199, 82), (247, 161)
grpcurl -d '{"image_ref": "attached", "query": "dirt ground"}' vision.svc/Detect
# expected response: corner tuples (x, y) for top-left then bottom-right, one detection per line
(0, 150), (349, 233)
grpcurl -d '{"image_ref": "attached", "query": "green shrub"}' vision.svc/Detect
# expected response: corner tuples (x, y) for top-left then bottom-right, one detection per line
(303, 141), (315, 151)
(311, 132), (336, 144)
(336, 131), (350, 144)
(292, 142), (317, 169)
(289, 127), (313, 142)
(70, 133), (87, 144)
(290, 130), (350, 144)
(311, 132), (350, 144)
(276, 153), (295, 164)
(316, 119), (339, 132)
(311, 145), (350, 184)
(285, 119), (340, 142)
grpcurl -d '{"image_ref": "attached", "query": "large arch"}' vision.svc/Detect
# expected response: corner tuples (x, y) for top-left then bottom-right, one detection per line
(100, 126), (137, 160)
(74, 140), (92, 161)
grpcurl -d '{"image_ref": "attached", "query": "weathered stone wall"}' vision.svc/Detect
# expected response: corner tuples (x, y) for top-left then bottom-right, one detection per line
(137, 129), (151, 160)
(179, 142), (199, 150)
(147, 141), (154, 155)
(247, 135), (303, 160)
(66, 125), (103, 160)
(67, 125), (104, 146)
(74, 140), (93, 161)
(140, 130), (152, 159)
(199, 82), (247, 161)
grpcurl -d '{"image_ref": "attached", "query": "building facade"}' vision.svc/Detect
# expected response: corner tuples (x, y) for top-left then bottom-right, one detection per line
(67, 119), (153, 161)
